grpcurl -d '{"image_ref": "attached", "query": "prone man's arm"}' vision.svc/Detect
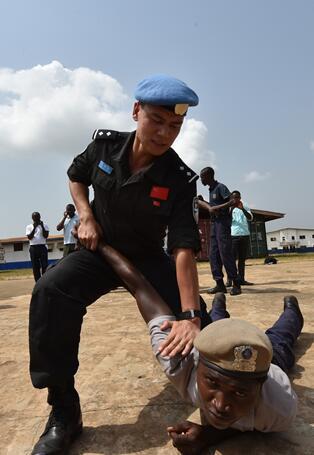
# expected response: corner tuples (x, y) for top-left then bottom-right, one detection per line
(97, 242), (171, 323)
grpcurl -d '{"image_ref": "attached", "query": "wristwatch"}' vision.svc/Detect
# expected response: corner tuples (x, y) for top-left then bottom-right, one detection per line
(177, 309), (201, 320)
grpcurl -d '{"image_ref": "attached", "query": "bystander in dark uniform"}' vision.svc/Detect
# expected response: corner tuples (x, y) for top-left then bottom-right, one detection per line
(56, 203), (79, 256)
(29, 74), (210, 455)
(26, 212), (49, 281)
(199, 167), (241, 295)
(226, 190), (254, 286)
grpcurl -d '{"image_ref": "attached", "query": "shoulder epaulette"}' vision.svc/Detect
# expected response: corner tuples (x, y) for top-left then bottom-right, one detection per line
(170, 151), (199, 184)
(92, 129), (119, 140)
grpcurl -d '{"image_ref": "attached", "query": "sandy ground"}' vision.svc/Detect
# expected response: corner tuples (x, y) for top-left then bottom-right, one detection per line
(0, 259), (313, 455)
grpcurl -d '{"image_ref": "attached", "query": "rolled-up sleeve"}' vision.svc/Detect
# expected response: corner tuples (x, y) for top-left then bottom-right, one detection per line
(148, 315), (198, 404)
(67, 142), (95, 186)
(167, 181), (201, 254)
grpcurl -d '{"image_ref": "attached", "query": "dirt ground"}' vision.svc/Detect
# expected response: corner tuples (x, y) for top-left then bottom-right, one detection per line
(0, 258), (313, 455)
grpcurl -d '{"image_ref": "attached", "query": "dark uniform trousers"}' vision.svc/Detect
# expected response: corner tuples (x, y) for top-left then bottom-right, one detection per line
(231, 235), (249, 281)
(210, 219), (237, 281)
(210, 304), (302, 374)
(29, 244), (48, 282)
(29, 248), (210, 393)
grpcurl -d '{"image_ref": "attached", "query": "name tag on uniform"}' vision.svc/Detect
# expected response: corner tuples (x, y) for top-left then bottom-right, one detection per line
(150, 186), (169, 200)
(98, 160), (113, 174)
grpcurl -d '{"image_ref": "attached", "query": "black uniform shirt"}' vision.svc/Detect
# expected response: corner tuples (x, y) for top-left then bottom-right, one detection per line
(67, 130), (201, 258)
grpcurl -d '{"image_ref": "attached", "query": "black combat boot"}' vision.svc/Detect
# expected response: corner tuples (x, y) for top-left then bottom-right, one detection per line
(31, 386), (82, 455)
(230, 278), (242, 296)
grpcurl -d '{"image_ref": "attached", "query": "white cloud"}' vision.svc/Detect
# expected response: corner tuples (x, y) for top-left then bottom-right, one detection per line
(174, 118), (216, 173)
(0, 61), (132, 157)
(310, 140), (314, 153)
(0, 61), (212, 172)
(244, 170), (271, 183)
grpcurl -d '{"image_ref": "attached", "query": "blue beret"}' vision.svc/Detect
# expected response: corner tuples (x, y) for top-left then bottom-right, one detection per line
(134, 74), (199, 115)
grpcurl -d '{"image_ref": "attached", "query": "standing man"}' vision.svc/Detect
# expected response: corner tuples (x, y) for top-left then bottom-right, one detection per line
(26, 212), (49, 282)
(56, 203), (79, 256)
(226, 190), (254, 286)
(199, 167), (241, 296)
(29, 74), (210, 455)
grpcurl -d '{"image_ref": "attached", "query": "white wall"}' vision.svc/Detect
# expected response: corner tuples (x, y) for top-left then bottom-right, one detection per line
(1, 239), (63, 264)
(267, 228), (314, 250)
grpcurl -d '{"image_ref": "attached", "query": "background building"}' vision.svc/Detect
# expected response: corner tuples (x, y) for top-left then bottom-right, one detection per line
(267, 228), (314, 253)
(0, 235), (64, 270)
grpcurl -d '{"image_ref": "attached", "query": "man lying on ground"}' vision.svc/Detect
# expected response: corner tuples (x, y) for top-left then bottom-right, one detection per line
(97, 242), (303, 454)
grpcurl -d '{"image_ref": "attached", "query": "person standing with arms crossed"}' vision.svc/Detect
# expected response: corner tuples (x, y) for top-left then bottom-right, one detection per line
(29, 74), (210, 455)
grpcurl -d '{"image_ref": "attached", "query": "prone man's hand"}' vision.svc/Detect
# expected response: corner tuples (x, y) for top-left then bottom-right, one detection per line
(158, 319), (200, 358)
(77, 217), (103, 251)
(168, 421), (208, 455)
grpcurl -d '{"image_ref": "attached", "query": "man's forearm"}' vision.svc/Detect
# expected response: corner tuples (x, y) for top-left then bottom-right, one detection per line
(97, 242), (170, 323)
(56, 216), (67, 231)
(242, 207), (253, 221)
(174, 248), (200, 312)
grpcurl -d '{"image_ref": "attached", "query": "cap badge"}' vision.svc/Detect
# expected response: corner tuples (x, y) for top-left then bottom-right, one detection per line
(174, 103), (189, 115)
(232, 345), (257, 372)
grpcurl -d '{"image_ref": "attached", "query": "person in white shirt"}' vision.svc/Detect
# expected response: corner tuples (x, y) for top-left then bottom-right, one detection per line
(26, 212), (49, 281)
(56, 204), (79, 257)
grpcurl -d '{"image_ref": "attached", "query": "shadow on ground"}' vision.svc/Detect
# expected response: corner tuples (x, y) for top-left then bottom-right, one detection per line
(71, 384), (194, 454)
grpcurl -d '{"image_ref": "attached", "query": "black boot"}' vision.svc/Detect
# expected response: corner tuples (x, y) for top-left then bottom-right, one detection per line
(31, 388), (82, 455)
(230, 278), (242, 296)
(283, 295), (304, 329)
(210, 292), (230, 319)
(207, 279), (227, 294)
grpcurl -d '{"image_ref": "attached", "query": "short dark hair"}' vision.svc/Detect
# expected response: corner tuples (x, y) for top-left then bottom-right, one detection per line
(200, 167), (215, 178)
(232, 190), (241, 197)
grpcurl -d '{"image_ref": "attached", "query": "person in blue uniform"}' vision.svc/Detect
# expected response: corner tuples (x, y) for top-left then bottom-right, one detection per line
(29, 74), (210, 455)
(198, 167), (241, 295)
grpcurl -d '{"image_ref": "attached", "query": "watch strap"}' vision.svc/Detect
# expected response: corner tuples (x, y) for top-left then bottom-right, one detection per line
(177, 309), (201, 320)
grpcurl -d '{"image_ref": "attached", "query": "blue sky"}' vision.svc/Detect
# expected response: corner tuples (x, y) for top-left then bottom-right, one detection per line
(0, 0), (313, 238)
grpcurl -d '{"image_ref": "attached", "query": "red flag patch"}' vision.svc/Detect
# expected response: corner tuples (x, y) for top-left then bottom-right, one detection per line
(150, 186), (169, 200)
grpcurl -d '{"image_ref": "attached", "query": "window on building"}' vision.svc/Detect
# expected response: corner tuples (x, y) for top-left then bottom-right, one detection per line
(57, 241), (64, 251)
(13, 242), (23, 252)
(270, 237), (276, 241)
(312, 235), (314, 239)
(282, 236), (285, 241)
(291, 236), (295, 240)
(47, 244), (54, 252)
(299, 235), (306, 239)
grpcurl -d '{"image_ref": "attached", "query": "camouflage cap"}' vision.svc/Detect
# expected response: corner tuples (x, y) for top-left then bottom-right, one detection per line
(194, 318), (273, 378)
